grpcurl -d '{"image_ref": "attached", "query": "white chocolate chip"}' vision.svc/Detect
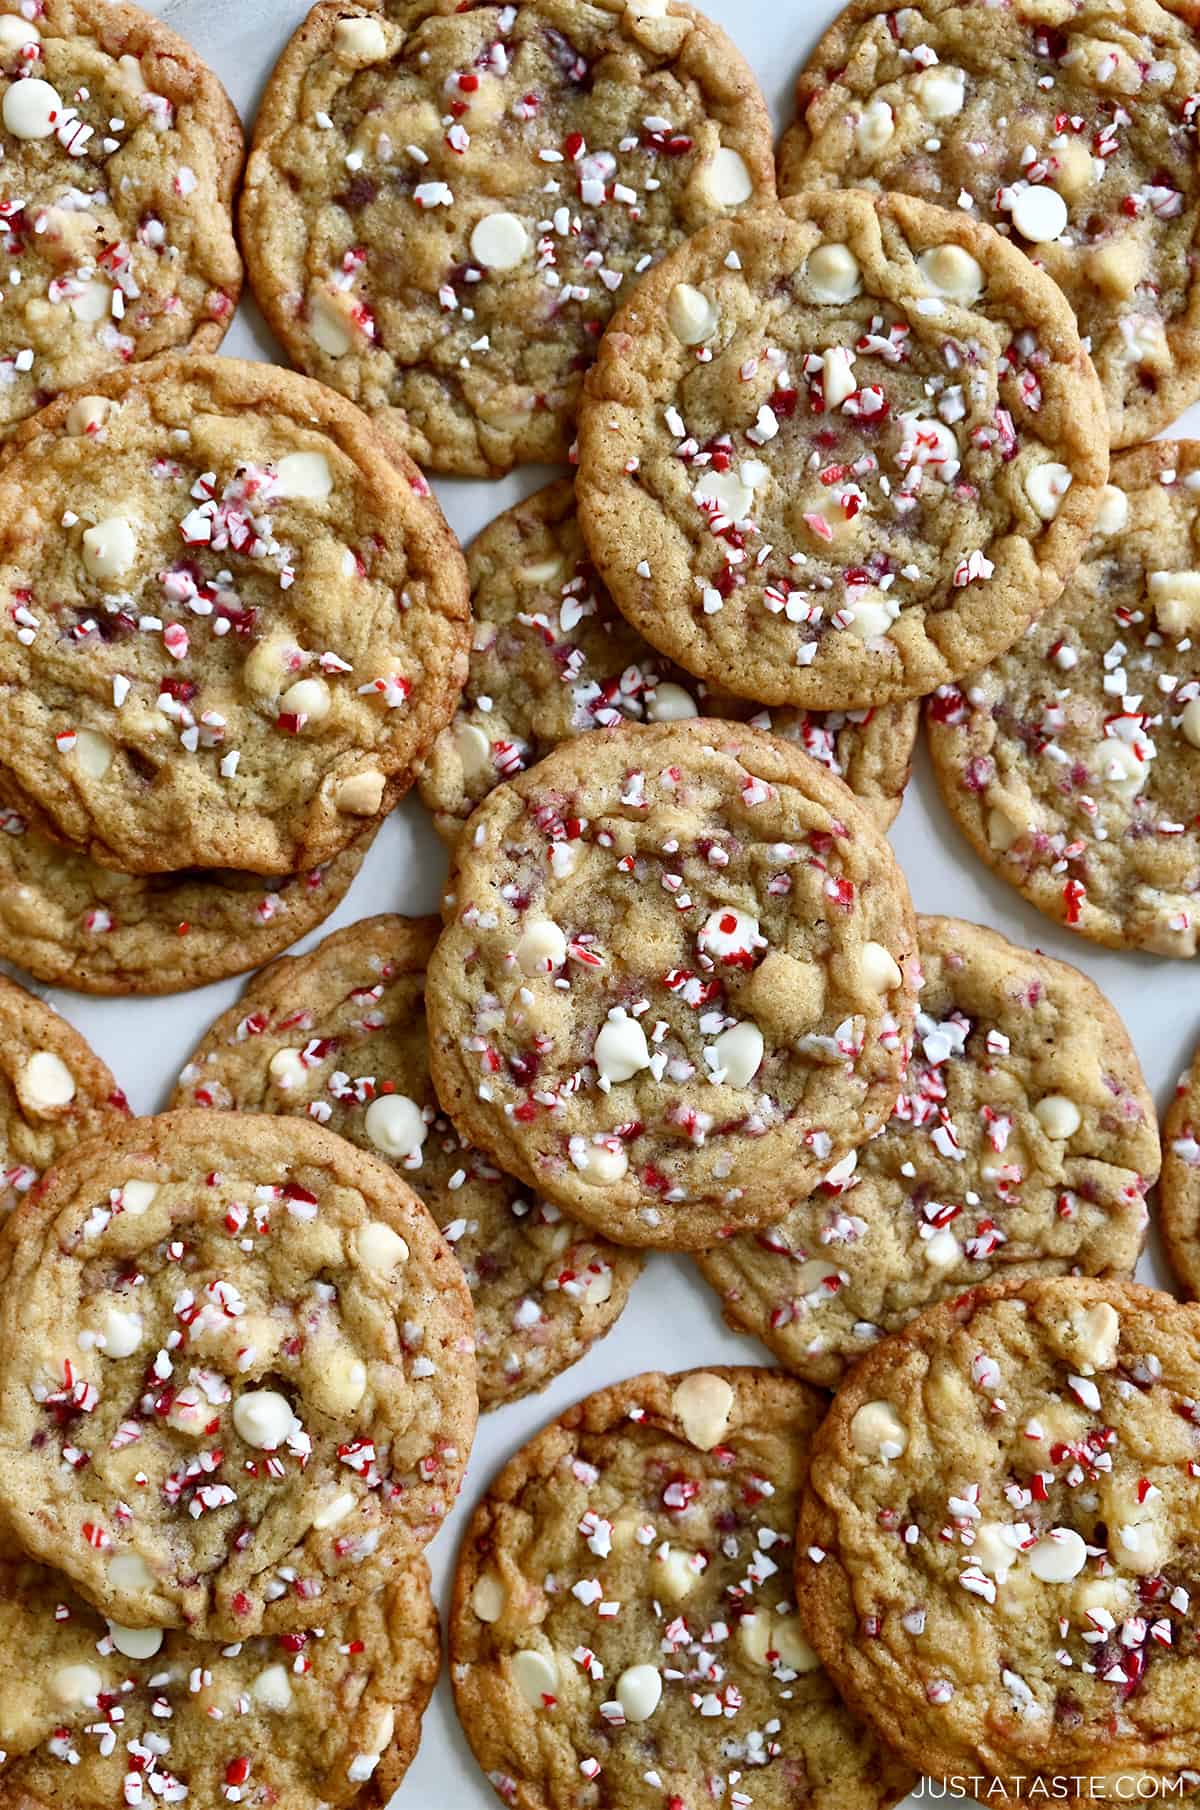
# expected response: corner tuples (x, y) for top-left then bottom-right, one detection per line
(1012, 185), (1069, 244)
(987, 806), (1021, 852)
(65, 394), (117, 437)
(1029, 1527), (1088, 1583)
(313, 1349), (367, 1414)
(1148, 570), (1200, 637)
(232, 1389), (298, 1451)
(655, 1545), (701, 1600)
(860, 941), (902, 993)
(699, 145), (752, 207)
(616, 1663), (662, 1721)
(333, 14), (387, 60)
(470, 212), (529, 271)
(312, 1489), (357, 1530)
(16, 1049), (76, 1114)
(1095, 485), (1128, 536)
(356, 1219), (410, 1270)
(738, 1609), (772, 1665)
(594, 1011), (651, 1084)
(571, 1140), (628, 1184)
(108, 1551), (155, 1592)
(711, 1020), (764, 1087)
(924, 1227), (961, 1269)
(94, 1306), (143, 1360)
(511, 1648), (558, 1708)
(668, 281), (718, 345)
(82, 517), (137, 582)
(822, 345), (857, 409)
(53, 1662), (104, 1706)
(364, 1092), (427, 1159)
(1025, 462), (1073, 522)
(107, 1623), (163, 1660)
(309, 288), (356, 358)
(472, 1572), (506, 1622)
(275, 451), (334, 500)
(774, 1615), (820, 1672)
(456, 720), (492, 778)
(849, 1399), (908, 1460)
(917, 243), (984, 302)
(803, 243), (861, 304)
(0, 16), (39, 50)
(1089, 737), (1148, 800)
(70, 279), (111, 324)
(973, 1521), (1024, 1583)
(672, 1371), (734, 1450)
(1181, 699), (1200, 749)
(1064, 1302), (1120, 1373)
(843, 591), (898, 640)
(1034, 1095), (1082, 1139)
(75, 728), (115, 779)
(1102, 1479), (1167, 1574)
(2, 75), (61, 139)
(855, 97), (893, 154)
(645, 681), (698, 722)
(279, 677), (331, 723)
(914, 64), (965, 118)
(252, 1664), (294, 1710)
(268, 1048), (309, 1091)
(335, 770), (386, 815)
(516, 918), (567, 975)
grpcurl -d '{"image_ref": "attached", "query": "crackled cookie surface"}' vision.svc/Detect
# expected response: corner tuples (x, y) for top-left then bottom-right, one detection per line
(798, 1278), (1200, 1794)
(417, 479), (919, 842)
(240, 0), (775, 476)
(928, 442), (1200, 956)
(427, 719), (917, 1248)
(1161, 1042), (1200, 1297)
(696, 916), (1158, 1386)
(0, 355), (469, 877)
(0, 1544), (438, 1810)
(0, 972), (129, 1218)
(781, 0), (1200, 448)
(451, 1367), (915, 1810)
(0, 1110), (476, 1640)
(0, 799), (376, 995)
(0, 0), (242, 432)
(172, 915), (641, 1408)
(575, 191), (1106, 709)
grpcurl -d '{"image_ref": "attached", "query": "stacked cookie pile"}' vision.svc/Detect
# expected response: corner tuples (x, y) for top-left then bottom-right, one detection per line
(3, 0), (1200, 1803)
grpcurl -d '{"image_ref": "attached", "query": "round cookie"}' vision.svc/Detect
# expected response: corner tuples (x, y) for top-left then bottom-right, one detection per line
(171, 914), (642, 1408)
(239, 0), (775, 476)
(797, 1277), (1200, 1795)
(0, 0), (243, 434)
(426, 718), (918, 1249)
(695, 915), (1159, 1386)
(927, 441), (1200, 956)
(1161, 1040), (1200, 1296)
(0, 355), (470, 877)
(0, 1109), (477, 1640)
(780, 0), (1200, 449)
(0, 1543), (439, 1810)
(0, 799), (377, 995)
(575, 190), (1108, 710)
(0, 971), (129, 1218)
(417, 478), (919, 842)
(450, 1366), (916, 1810)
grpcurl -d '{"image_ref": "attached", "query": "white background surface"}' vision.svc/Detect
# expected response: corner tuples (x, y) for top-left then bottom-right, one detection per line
(35, 0), (1200, 1800)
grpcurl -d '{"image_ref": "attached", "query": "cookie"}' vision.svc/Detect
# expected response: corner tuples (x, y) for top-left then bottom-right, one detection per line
(695, 915), (1159, 1386)
(0, 971), (129, 1218)
(0, 1542), (439, 1810)
(574, 190), (1108, 710)
(927, 441), (1200, 956)
(239, 0), (775, 477)
(0, 0), (243, 434)
(171, 914), (642, 1408)
(0, 1109), (477, 1640)
(0, 800), (377, 995)
(780, 0), (1200, 449)
(1160, 1041), (1200, 1297)
(417, 478), (920, 843)
(797, 1278), (1200, 1795)
(426, 718), (918, 1250)
(450, 1366), (915, 1810)
(0, 354), (470, 877)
